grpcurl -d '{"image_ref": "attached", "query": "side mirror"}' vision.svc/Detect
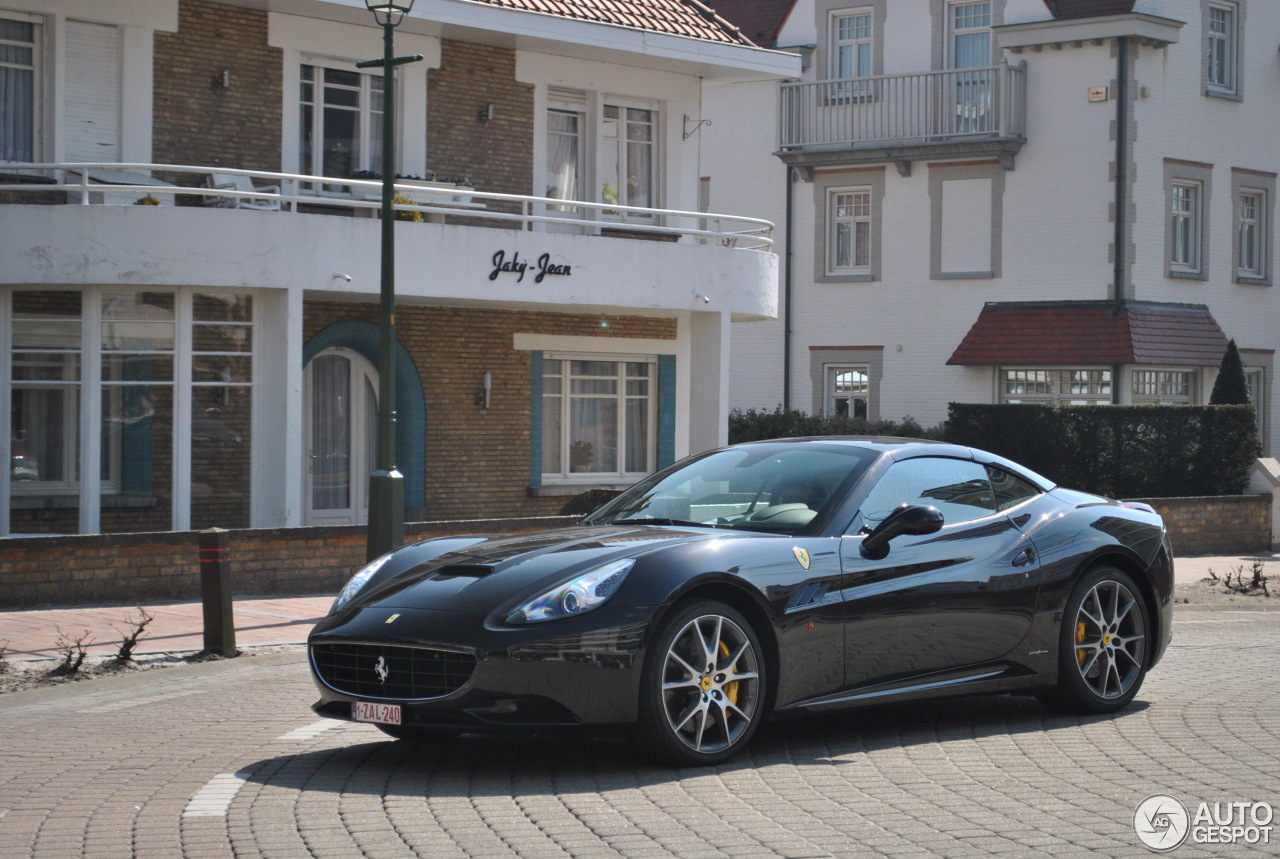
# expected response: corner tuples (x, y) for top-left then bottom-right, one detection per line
(859, 504), (944, 560)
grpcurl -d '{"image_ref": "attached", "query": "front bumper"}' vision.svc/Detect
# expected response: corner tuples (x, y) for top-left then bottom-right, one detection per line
(308, 603), (652, 731)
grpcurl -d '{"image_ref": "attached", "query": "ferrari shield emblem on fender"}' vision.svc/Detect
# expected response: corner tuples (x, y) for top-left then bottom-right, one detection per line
(792, 547), (811, 570)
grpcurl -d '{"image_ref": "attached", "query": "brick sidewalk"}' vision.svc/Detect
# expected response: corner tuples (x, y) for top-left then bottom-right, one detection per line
(0, 595), (334, 661)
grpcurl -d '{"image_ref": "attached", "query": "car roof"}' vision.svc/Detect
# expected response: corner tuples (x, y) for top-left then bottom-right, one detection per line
(728, 437), (1056, 490)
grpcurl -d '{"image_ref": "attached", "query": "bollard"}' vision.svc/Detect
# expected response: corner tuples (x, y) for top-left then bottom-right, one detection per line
(198, 527), (236, 657)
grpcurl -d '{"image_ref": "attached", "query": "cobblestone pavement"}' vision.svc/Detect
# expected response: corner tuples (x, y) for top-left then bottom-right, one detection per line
(0, 600), (1276, 859)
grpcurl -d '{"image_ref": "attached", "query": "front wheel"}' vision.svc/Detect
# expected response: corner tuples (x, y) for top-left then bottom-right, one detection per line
(1037, 566), (1150, 714)
(637, 600), (767, 766)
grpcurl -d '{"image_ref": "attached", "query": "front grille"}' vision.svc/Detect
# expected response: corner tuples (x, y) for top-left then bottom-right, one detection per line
(311, 641), (476, 701)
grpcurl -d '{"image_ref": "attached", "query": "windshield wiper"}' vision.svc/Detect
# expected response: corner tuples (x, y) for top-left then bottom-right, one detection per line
(624, 517), (717, 528)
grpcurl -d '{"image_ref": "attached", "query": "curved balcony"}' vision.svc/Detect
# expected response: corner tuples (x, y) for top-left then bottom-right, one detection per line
(0, 162), (774, 250)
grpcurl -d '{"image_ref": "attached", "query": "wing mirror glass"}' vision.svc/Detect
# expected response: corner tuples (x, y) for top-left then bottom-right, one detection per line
(859, 504), (944, 560)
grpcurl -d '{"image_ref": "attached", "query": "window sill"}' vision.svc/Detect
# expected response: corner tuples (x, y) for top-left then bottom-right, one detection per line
(935, 271), (995, 280)
(1204, 89), (1242, 103)
(528, 481), (634, 498)
(9, 493), (157, 509)
(818, 273), (874, 283)
(1168, 269), (1208, 281)
(1234, 276), (1271, 287)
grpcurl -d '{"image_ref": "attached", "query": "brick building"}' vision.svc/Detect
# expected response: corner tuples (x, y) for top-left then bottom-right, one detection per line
(0, 0), (797, 537)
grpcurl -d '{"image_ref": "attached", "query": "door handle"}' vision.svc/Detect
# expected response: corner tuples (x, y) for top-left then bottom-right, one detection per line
(1012, 547), (1035, 568)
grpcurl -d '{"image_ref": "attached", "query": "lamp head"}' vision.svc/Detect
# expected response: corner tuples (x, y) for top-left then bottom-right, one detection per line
(365, 0), (415, 26)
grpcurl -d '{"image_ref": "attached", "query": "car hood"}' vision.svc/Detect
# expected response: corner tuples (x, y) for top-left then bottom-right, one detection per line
(344, 524), (744, 616)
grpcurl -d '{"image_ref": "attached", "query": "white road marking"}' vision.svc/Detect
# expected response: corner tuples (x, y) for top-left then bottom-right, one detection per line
(84, 689), (202, 714)
(277, 720), (341, 741)
(183, 771), (252, 818)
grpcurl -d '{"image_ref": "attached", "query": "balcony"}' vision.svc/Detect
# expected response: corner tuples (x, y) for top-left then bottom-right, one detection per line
(0, 162), (778, 320)
(776, 60), (1027, 176)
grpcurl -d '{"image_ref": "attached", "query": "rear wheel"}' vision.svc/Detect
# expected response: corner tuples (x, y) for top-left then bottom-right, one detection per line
(637, 600), (766, 766)
(1037, 566), (1150, 714)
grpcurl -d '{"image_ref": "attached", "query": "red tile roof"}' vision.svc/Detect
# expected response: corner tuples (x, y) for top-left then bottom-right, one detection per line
(466, 0), (753, 45)
(948, 301), (1229, 367)
(702, 0), (795, 48)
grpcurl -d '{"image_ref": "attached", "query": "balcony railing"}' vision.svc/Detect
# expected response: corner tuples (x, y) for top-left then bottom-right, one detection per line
(778, 60), (1026, 151)
(0, 163), (774, 251)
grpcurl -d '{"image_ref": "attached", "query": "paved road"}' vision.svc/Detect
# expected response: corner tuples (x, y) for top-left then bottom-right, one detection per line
(1, 599), (1276, 858)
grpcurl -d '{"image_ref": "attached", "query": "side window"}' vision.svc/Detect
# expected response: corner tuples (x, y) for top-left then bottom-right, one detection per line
(984, 465), (1042, 511)
(859, 458), (995, 529)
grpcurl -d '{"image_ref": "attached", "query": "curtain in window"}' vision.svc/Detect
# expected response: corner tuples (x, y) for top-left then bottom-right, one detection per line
(0, 18), (35, 162)
(311, 354), (351, 510)
(546, 109), (580, 207)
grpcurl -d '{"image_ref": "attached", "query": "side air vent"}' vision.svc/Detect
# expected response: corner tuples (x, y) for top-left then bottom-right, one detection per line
(788, 580), (831, 611)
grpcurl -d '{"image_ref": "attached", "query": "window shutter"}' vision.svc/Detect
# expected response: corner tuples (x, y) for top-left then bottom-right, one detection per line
(64, 20), (121, 162)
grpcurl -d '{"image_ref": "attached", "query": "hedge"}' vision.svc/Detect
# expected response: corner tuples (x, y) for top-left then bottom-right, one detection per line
(728, 407), (945, 444)
(944, 403), (1260, 498)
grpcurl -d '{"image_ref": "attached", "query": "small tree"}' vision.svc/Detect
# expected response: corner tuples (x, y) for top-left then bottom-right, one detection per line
(1210, 339), (1251, 405)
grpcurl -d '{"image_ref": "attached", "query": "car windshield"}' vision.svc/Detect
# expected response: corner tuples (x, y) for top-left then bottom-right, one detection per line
(586, 443), (879, 534)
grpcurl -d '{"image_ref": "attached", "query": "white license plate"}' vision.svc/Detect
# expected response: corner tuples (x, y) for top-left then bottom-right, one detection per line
(352, 701), (401, 726)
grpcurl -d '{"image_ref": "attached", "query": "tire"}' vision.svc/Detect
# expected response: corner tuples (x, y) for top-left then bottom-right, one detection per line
(1037, 566), (1150, 715)
(637, 600), (767, 766)
(375, 724), (461, 743)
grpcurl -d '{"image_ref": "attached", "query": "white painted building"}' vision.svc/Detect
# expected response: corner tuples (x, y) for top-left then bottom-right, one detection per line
(0, 0), (797, 536)
(704, 0), (1276, 456)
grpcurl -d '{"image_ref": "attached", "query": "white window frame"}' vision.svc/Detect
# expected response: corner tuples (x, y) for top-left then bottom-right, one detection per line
(0, 10), (41, 162)
(1237, 188), (1266, 279)
(545, 88), (587, 214)
(1131, 368), (1196, 405)
(1206, 2), (1239, 95)
(299, 59), (387, 190)
(948, 1), (992, 70)
(540, 353), (657, 482)
(1000, 368), (1112, 405)
(600, 97), (661, 220)
(828, 186), (872, 275)
(830, 8), (874, 100)
(1171, 182), (1202, 274)
(825, 365), (869, 417)
(1245, 367), (1266, 444)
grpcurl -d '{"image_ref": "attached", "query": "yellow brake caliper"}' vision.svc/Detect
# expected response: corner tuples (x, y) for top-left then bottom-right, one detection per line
(1076, 620), (1087, 667)
(719, 641), (739, 711)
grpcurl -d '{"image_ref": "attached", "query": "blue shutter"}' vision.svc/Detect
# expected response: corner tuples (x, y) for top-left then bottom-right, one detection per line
(658, 355), (676, 468)
(529, 351), (543, 487)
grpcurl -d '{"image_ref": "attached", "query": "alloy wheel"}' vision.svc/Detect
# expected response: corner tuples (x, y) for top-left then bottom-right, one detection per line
(659, 612), (761, 755)
(1071, 577), (1146, 700)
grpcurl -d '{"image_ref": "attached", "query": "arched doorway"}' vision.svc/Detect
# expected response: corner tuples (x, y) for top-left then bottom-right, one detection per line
(303, 347), (378, 525)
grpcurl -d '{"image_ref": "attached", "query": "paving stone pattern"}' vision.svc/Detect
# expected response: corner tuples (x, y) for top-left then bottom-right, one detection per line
(0, 602), (1276, 858)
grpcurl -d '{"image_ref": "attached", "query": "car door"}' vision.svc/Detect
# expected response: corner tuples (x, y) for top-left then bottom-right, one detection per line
(838, 456), (1041, 690)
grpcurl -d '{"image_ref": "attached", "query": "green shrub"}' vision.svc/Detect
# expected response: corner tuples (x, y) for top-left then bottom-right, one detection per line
(944, 403), (1260, 497)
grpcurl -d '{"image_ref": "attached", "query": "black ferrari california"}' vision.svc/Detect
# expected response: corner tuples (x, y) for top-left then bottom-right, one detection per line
(308, 438), (1173, 765)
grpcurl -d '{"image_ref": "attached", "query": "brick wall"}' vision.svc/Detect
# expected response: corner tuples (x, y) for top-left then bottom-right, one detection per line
(152, 0), (283, 182)
(303, 302), (677, 520)
(1137, 495), (1272, 556)
(427, 40), (534, 213)
(2, 496), (1271, 608)
(0, 516), (576, 609)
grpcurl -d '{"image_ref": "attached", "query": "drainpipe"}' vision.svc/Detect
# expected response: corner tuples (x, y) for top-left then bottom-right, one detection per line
(1112, 36), (1131, 403)
(783, 165), (794, 410)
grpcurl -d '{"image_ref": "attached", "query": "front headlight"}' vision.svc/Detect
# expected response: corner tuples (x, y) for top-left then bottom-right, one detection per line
(507, 559), (635, 624)
(331, 553), (394, 613)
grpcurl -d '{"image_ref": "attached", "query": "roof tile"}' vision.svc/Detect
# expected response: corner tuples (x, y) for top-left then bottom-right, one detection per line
(466, 0), (752, 45)
(948, 301), (1229, 367)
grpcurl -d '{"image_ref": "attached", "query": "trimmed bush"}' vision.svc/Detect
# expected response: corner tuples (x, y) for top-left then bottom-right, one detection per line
(728, 406), (944, 444)
(944, 403), (1261, 497)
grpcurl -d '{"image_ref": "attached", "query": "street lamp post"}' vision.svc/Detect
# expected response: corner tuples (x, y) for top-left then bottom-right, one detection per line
(357, 0), (422, 561)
